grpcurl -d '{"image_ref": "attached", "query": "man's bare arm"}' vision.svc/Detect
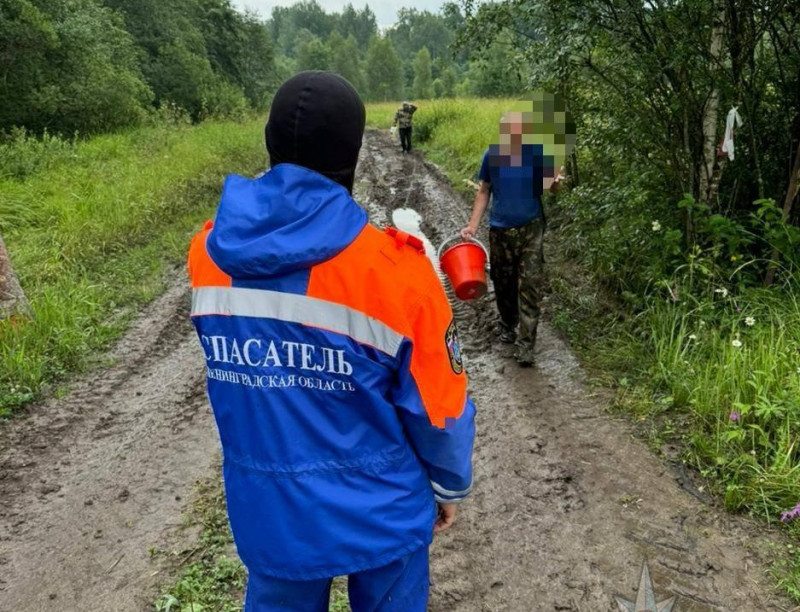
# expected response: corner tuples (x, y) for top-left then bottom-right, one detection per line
(460, 181), (490, 239)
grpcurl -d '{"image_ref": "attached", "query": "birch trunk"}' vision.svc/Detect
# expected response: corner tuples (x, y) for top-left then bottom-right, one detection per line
(699, 0), (726, 206)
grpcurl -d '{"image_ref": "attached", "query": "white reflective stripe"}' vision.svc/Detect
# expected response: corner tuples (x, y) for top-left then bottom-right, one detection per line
(431, 479), (473, 498)
(434, 493), (469, 504)
(191, 286), (404, 357)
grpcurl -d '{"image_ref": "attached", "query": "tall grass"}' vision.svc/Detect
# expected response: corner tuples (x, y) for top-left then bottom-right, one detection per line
(635, 287), (800, 514)
(0, 118), (265, 415)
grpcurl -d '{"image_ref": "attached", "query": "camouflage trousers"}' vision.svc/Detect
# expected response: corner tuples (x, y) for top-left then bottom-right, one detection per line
(489, 217), (545, 362)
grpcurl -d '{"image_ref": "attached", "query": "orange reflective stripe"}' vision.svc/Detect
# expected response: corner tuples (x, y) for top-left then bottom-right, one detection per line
(187, 224), (232, 289)
(308, 225), (466, 427)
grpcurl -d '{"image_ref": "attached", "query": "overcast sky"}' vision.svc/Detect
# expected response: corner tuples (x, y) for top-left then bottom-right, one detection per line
(232, 0), (446, 28)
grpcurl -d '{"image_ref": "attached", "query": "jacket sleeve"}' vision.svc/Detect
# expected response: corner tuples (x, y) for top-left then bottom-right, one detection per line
(390, 268), (476, 504)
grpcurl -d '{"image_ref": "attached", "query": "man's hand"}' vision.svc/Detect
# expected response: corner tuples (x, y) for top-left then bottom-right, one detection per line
(460, 225), (477, 240)
(548, 167), (566, 194)
(434, 503), (457, 534)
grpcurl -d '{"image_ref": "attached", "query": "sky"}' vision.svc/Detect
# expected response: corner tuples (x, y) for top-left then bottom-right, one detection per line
(232, 0), (446, 28)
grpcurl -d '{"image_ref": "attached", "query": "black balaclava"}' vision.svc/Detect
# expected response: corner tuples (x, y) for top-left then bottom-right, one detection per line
(265, 71), (365, 194)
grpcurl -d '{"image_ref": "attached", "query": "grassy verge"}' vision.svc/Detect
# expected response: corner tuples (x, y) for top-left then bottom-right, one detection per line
(0, 118), (266, 416)
(153, 472), (351, 611)
(367, 98), (800, 602)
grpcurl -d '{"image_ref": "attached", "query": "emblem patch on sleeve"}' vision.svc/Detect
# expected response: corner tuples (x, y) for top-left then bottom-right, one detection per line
(445, 319), (464, 374)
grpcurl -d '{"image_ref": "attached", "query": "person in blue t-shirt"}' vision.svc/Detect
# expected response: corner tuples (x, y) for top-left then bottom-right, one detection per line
(460, 111), (563, 367)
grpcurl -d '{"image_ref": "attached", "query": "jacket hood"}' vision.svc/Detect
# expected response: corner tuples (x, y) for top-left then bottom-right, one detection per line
(206, 164), (368, 278)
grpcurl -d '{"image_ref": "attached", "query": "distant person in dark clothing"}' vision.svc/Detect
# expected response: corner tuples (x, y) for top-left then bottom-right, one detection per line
(393, 102), (418, 153)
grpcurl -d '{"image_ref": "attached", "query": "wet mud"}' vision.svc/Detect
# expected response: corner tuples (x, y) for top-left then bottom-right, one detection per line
(0, 129), (792, 611)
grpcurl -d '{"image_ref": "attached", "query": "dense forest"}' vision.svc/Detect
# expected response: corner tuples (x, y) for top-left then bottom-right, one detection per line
(0, 0), (529, 137)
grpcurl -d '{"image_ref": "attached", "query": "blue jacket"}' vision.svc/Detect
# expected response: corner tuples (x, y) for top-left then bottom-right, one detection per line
(188, 163), (476, 579)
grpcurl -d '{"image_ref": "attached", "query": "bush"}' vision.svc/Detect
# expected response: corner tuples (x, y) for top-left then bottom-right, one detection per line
(0, 127), (76, 181)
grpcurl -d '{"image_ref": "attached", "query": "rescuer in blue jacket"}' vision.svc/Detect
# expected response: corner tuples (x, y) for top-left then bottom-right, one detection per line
(188, 71), (476, 611)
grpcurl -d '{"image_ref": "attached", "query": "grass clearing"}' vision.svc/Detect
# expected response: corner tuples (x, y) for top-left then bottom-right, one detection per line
(0, 118), (266, 416)
(374, 97), (800, 602)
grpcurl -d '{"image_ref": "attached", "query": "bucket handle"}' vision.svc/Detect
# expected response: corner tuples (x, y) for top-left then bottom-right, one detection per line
(436, 234), (490, 261)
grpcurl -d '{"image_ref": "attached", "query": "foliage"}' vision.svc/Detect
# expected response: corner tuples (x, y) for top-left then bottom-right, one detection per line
(366, 37), (404, 102)
(454, 0), (800, 282)
(270, 0), (337, 57)
(295, 33), (331, 71)
(105, 0), (273, 121)
(412, 47), (434, 99)
(0, 117), (265, 416)
(0, 0), (152, 134)
(460, 32), (527, 97)
(0, 128), (76, 181)
(337, 3), (377, 53)
(0, 0), (276, 135)
(329, 32), (366, 95)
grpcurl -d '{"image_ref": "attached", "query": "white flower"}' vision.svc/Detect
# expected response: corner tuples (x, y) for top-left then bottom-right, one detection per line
(688, 334), (697, 341)
(744, 316), (756, 327)
(732, 339), (743, 348)
(714, 288), (729, 298)
(651, 221), (662, 232)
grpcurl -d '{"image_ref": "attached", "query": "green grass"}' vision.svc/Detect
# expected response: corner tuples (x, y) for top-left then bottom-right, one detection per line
(0, 118), (266, 416)
(372, 97), (800, 602)
(153, 476), (247, 612)
(153, 473), (352, 612)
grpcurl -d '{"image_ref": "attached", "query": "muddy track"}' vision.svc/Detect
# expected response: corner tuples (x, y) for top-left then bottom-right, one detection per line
(0, 129), (792, 612)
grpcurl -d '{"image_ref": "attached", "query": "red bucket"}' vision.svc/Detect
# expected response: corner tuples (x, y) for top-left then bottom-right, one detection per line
(438, 236), (489, 300)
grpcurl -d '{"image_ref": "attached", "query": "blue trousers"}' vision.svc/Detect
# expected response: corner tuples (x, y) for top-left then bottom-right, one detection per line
(243, 546), (429, 612)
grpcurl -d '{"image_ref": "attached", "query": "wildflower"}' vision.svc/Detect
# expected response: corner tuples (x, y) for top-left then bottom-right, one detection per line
(688, 334), (697, 341)
(651, 221), (662, 232)
(714, 288), (729, 298)
(731, 339), (743, 348)
(729, 411), (740, 422)
(780, 503), (800, 523)
(744, 316), (756, 327)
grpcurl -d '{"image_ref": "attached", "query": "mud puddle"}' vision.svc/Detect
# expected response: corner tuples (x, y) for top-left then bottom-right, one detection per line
(0, 129), (792, 612)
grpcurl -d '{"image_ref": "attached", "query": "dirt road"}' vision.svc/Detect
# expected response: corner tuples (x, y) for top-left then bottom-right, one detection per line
(0, 130), (792, 611)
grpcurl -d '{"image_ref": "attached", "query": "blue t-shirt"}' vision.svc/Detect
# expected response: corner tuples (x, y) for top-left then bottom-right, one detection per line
(478, 144), (544, 228)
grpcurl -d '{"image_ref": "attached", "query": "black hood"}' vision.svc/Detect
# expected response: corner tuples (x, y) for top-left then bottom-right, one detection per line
(265, 71), (365, 194)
